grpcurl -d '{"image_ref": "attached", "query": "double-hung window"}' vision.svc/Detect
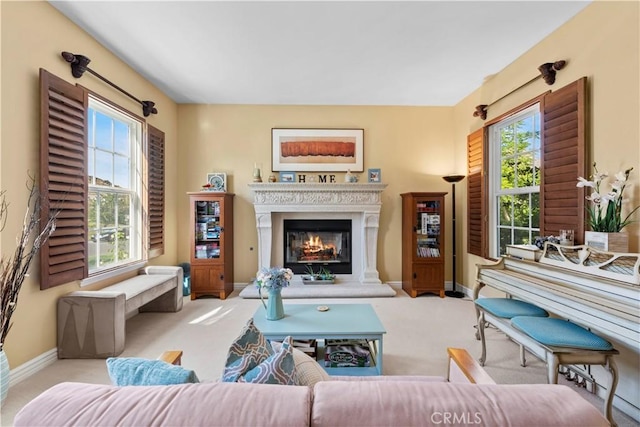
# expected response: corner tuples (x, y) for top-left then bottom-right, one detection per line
(488, 104), (541, 257)
(87, 98), (143, 272)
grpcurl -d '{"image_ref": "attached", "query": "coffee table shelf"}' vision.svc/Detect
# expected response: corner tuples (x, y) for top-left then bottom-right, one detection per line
(253, 303), (386, 376)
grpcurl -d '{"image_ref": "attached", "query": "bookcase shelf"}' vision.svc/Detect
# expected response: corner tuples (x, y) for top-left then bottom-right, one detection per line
(401, 192), (447, 298)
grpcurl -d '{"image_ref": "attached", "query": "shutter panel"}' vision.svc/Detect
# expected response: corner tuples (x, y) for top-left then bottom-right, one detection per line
(540, 77), (587, 243)
(147, 125), (165, 257)
(467, 128), (487, 257)
(39, 69), (88, 289)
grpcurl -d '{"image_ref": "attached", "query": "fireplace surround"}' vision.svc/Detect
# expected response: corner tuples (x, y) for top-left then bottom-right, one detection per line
(249, 183), (387, 284)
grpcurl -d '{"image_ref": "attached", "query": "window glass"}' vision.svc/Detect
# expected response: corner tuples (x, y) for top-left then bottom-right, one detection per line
(489, 104), (541, 257)
(87, 97), (142, 273)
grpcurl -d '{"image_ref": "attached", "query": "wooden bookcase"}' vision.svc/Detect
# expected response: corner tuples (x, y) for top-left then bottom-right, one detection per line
(401, 192), (447, 298)
(188, 192), (234, 300)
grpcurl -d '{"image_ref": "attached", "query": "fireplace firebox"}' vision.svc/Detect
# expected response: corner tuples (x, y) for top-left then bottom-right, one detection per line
(283, 219), (352, 274)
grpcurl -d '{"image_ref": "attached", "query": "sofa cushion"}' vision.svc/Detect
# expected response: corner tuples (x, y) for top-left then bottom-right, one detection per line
(238, 336), (296, 385)
(106, 357), (199, 386)
(222, 318), (274, 382)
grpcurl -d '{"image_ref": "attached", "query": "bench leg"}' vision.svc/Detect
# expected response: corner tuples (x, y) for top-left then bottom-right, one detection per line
(519, 344), (526, 367)
(547, 353), (560, 384)
(603, 355), (619, 427)
(477, 311), (487, 366)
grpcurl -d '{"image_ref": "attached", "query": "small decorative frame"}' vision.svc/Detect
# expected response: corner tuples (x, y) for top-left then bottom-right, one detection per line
(272, 128), (364, 172)
(206, 173), (227, 192)
(367, 168), (381, 183)
(279, 171), (296, 183)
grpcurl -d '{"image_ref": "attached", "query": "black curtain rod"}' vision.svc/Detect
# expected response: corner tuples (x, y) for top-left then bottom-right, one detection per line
(61, 51), (158, 117)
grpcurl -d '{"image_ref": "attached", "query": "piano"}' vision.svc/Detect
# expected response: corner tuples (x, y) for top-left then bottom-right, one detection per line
(474, 243), (640, 425)
(474, 243), (640, 350)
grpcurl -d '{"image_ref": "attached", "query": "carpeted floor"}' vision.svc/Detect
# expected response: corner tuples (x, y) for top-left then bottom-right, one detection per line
(2, 284), (637, 426)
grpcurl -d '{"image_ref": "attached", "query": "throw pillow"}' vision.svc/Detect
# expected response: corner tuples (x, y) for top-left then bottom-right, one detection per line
(222, 318), (274, 382)
(238, 336), (296, 385)
(291, 347), (331, 386)
(106, 357), (199, 386)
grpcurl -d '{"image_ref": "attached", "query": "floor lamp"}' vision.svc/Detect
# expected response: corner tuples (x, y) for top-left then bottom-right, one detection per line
(442, 174), (465, 298)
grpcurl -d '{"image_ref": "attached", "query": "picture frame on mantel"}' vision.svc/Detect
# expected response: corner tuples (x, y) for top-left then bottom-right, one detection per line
(272, 128), (364, 172)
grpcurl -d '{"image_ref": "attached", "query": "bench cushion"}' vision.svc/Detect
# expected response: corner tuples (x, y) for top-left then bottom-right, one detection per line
(511, 317), (614, 350)
(475, 298), (548, 319)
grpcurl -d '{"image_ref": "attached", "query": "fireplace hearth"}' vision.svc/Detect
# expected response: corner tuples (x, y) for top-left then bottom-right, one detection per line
(249, 183), (387, 284)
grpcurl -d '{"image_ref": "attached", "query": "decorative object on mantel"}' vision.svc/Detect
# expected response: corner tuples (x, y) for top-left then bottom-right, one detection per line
(577, 163), (639, 252)
(256, 267), (293, 320)
(0, 177), (58, 405)
(473, 60), (566, 120)
(367, 168), (381, 183)
(60, 52), (157, 117)
(253, 163), (263, 183)
(344, 170), (358, 183)
(540, 242), (640, 285)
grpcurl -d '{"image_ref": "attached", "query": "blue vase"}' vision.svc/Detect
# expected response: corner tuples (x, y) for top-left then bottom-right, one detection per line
(1, 349), (9, 407)
(266, 288), (285, 321)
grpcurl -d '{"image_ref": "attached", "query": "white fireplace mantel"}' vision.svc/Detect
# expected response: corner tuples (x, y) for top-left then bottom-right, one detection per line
(249, 183), (387, 284)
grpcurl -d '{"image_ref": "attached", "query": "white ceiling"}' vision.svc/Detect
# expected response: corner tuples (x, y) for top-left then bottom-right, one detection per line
(50, 1), (590, 106)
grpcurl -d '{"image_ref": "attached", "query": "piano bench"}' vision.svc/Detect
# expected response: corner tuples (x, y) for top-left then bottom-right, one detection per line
(477, 310), (620, 427)
(474, 298), (549, 366)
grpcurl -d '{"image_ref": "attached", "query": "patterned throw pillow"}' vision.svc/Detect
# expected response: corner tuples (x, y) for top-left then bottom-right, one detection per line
(238, 336), (296, 385)
(106, 358), (199, 386)
(222, 318), (274, 382)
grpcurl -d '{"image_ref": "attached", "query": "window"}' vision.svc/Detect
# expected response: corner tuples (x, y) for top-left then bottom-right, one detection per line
(87, 98), (142, 272)
(488, 105), (541, 257)
(40, 69), (165, 289)
(466, 77), (587, 260)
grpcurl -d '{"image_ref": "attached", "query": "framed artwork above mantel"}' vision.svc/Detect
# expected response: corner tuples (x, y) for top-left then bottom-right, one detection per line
(272, 128), (364, 172)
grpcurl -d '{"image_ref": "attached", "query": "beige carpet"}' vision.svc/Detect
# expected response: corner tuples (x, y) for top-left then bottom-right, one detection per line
(1, 284), (637, 426)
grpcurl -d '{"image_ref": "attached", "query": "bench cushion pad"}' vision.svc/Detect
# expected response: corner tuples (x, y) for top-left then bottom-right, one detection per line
(475, 298), (548, 318)
(511, 317), (613, 350)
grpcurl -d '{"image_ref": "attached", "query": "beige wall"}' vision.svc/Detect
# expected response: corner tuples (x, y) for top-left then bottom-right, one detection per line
(0, 1), (179, 366)
(453, 1), (639, 415)
(176, 105), (455, 282)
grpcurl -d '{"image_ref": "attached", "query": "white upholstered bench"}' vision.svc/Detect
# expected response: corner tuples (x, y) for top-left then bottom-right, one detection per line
(57, 266), (183, 359)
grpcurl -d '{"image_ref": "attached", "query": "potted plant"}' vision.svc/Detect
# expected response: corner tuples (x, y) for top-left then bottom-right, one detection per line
(302, 266), (336, 284)
(577, 163), (639, 252)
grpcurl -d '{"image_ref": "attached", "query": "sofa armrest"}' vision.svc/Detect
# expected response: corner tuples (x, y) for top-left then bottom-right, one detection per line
(159, 350), (183, 366)
(447, 347), (495, 384)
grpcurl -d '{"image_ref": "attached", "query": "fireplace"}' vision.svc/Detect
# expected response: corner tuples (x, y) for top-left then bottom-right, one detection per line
(283, 219), (352, 274)
(249, 182), (387, 284)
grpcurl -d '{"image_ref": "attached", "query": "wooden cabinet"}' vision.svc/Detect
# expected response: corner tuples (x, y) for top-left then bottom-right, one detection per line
(401, 192), (447, 298)
(188, 192), (234, 300)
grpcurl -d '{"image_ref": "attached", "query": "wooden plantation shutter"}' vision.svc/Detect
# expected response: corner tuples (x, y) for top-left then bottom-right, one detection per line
(540, 77), (587, 243)
(467, 128), (487, 257)
(147, 125), (165, 257)
(39, 69), (88, 289)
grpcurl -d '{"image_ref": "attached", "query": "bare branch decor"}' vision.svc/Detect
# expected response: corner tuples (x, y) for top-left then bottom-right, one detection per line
(0, 176), (58, 349)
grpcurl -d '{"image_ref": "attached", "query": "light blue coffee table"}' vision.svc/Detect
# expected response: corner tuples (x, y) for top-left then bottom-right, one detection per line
(253, 303), (386, 376)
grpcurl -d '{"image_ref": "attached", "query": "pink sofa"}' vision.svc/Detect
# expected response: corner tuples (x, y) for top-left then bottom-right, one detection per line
(14, 378), (608, 426)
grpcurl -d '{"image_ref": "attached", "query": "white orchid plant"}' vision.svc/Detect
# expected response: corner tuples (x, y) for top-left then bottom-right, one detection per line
(577, 163), (639, 232)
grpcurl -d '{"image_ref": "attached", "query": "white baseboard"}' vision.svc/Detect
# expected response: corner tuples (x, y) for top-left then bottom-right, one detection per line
(9, 348), (58, 388)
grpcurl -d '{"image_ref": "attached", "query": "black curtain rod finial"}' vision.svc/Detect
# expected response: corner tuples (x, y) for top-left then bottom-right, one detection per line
(141, 101), (158, 117)
(61, 51), (91, 78)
